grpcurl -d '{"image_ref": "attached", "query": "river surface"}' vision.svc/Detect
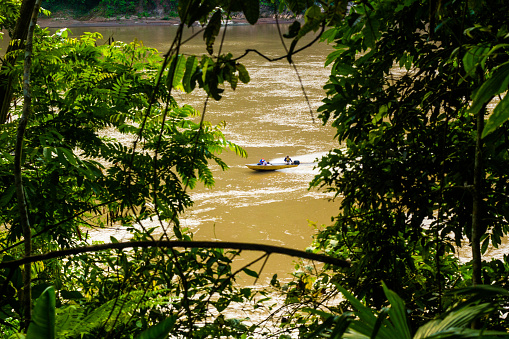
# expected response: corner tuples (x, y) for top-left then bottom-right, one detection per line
(21, 23), (339, 284)
(4, 23), (503, 284)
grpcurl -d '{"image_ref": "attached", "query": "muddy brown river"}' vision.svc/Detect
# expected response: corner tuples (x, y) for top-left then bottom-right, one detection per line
(3, 22), (504, 284)
(28, 23), (339, 284)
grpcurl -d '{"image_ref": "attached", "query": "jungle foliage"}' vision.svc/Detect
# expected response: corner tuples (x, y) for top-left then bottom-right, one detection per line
(0, 0), (348, 337)
(40, 0), (282, 17)
(307, 0), (509, 331)
(2, 0), (509, 338)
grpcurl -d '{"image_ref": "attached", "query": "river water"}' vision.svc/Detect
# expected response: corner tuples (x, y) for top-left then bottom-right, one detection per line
(2, 22), (507, 284)
(23, 23), (339, 284)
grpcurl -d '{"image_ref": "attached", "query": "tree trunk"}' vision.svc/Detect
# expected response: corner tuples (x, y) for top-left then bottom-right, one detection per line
(0, 0), (37, 124)
(471, 106), (485, 286)
(14, 0), (42, 330)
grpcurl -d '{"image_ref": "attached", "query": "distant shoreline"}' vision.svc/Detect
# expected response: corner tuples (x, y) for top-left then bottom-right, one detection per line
(37, 16), (297, 28)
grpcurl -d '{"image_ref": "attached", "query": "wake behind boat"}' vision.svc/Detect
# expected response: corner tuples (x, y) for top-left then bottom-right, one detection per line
(246, 160), (300, 171)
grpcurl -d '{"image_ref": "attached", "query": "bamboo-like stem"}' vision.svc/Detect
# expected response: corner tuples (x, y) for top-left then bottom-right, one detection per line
(471, 104), (485, 287)
(14, 0), (42, 330)
(0, 0), (38, 124)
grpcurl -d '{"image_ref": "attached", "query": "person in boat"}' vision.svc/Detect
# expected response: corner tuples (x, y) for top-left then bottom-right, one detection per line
(284, 155), (292, 165)
(258, 158), (268, 165)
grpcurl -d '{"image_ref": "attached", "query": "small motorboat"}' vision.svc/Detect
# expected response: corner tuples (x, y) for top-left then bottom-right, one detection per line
(246, 160), (300, 171)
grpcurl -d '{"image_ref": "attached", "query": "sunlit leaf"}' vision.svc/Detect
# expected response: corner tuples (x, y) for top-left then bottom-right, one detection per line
(482, 93), (509, 138)
(167, 54), (186, 89)
(135, 315), (177, 339)
(26, 286), (56, 339)
(382, 283), (411, 339)
(468, 62), (509, 114)
(236, 63), (250, 84)
(183, 55), (198, 93)
(463, 45), (489, 77)
(414, 303), (494, 338)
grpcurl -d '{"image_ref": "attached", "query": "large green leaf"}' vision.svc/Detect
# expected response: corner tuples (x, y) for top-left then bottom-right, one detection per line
(463, 45), (489, 78)
(26, 286), (56, 339)
(304, 310), (354, 339)
(179, 0), (215, 26)
(167, 54), (186, 89)
(286, 0), (311, 14)
(236, 63), (250, 84)
(241, 0), (259, 25)
(382, 283), (411, 339)
(204, 9), (222, 55)
(414, 303), (495, 339)
(468, 62), (509, 114)
(135, 315), (178, 339)
(183, 55), (198, 93)
(334, 284), (381, 338)
(482, 93), (509, 138)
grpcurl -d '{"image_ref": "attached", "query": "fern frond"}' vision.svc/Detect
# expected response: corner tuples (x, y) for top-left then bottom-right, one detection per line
(55, 290), (177, 337)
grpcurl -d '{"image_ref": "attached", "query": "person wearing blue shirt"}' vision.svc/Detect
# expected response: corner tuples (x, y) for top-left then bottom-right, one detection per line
(258, 158), (267, 165)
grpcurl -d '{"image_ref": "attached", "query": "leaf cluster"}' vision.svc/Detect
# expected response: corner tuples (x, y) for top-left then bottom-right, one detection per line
(0, 17), (251, 335)
(310, 0), (509, 327)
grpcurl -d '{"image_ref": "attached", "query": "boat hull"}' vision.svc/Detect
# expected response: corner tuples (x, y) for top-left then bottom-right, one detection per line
(246, 163), (299, 171)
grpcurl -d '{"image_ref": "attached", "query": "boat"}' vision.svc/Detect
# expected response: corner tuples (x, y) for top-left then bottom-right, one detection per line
(246, 161), (300, 171)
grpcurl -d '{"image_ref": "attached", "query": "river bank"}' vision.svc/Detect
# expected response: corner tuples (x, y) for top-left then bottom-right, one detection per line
(37, 14), (298, 28)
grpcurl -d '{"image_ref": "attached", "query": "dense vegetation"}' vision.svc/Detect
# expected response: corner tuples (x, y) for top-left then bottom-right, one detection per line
(1, 0), (509, 338)
(40, 0), (281, 18)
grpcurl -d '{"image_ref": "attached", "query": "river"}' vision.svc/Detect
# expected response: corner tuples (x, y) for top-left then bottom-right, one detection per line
(25, 23), (339, 284)
(2, 22), (507, 284)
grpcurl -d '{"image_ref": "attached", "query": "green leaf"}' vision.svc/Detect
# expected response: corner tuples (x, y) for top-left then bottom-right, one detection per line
(334, 284), (378, 332)
(180, 0), (215, 26)
(26, 286), (56, 339)
(296, 5), (324, 41)
(304, 314), (339, 338)
(303, 4), (322, 26)
(242, 267), (259, 278)
(135, 315), (177, 339)
(60, 290), (85, 300)
(382, 283), (411, 339)
(414, 303), (495, 338)
(469, 62), (509, 114)
(42, 147), (53, 161)
(236, 63), (250, 84)
(183, 55), (198, 93)
(463, 45), (489, 77)
(59, 148), (79, 167)
(242, 0), (260, 25)
(363, 17), (381, 49)
(286, 0), (308, 14)
(482, 93), (509, 138)
(0, 184), (15, 207)
(167, 54), (186, 89)
(204, 9), (222, 55)
(481, 236), (490, 254)
(333, 62), (357, 76)
(283, 21), (301, 39)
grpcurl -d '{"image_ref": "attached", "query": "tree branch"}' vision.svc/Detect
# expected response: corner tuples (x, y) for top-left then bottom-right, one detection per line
(0, 240), (351, 269)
